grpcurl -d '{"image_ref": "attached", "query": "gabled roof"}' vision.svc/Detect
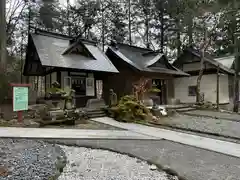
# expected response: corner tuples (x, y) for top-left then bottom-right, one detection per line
(214, 55), (234, 69)
(173, 47), (235, 74)
(106, 43), (188, 76)
(24, 30), (118, 74)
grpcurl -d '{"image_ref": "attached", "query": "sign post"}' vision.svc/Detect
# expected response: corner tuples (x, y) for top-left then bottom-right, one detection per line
(10, 84), (30, 123)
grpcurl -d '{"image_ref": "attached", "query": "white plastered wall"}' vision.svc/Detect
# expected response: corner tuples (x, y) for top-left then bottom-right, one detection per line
(174, 74), (229, 104)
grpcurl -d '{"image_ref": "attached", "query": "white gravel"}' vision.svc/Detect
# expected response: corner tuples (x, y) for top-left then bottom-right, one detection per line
(58, 145), (177, 180)
(161, 114), (240, 139)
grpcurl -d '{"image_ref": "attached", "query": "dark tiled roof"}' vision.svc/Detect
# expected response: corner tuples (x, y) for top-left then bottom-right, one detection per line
(214, 55), (234, 69)
(30, 32), (118, 73)
(107, 43), (188, 76)
(174, 47), (235, 74)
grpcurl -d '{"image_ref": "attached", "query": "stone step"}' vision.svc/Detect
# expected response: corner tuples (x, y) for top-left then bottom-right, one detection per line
(86, 109), (105, 113)
(86, 110), (105, 114)
(86, 109), (106, 118)
(88, 113), (106, 118)
(164, 105), (192, 110)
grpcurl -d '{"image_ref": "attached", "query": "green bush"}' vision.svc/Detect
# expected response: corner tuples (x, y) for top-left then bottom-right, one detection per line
(108, 95), (152, 122)
(47, 87), (65, 95)
(148, 87), (161, 93)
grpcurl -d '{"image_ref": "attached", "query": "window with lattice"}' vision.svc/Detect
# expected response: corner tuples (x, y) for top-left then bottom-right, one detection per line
(188, 86), (197, 96)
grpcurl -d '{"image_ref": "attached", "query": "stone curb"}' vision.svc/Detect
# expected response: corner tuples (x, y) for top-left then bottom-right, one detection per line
(0, 136), (158, 140)
(44, 139), (188, 180)
(48, 144), (67, 180)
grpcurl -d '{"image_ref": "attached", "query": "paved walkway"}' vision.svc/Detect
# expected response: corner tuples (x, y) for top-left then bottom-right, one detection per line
(91, 117), (240, 158)
(2, 117), (240, 158)
(0, 127), (157, 140)
(183, 110), (240, 121)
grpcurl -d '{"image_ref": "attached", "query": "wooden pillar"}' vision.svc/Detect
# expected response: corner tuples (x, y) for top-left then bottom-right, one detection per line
(216, 65), (220, 111)
(44, 75), (47, 98)
(50, 73), (52, 86)
(36, 76), (39, 96)
(57, 71), (61, 85)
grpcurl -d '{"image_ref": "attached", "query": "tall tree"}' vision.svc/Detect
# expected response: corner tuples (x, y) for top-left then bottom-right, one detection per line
(215, 0), (240, 56)
(152, 0), (168, 52)
(0, 0), (6, 71)
(216, 0), (240, 112)
(110, 2), (127, 43)
(195, 1), (219, 104)
(6, 0), (28, 54)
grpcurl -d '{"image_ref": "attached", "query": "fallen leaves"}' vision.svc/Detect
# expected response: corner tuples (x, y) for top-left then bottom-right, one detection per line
(0, 166), (9, 177)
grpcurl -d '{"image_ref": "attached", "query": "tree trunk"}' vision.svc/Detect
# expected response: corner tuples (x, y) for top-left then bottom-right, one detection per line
(233, 72), (239, 112)
(0, 0), (6, 71)
(144, 2), (150, 48)
(196, 28), (210, 104)
(196, 50), (204, 104)
(176, 5), (181, 56)
(233, 33), (239, 112)
(233, 0), (239, 113)
(160, 10), (164, 53)
(67, 0), (71, 36)
(176, 18), (181, 56)
(187, 16), (193, 46)
(145, 15), (149, 48)
(101, 4), (105, 51)
(128, 0), (132, 45)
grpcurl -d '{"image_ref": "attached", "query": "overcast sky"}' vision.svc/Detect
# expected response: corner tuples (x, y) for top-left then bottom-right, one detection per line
(59, 0), (75, 6)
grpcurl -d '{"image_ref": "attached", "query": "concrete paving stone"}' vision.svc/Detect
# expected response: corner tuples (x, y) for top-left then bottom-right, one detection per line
(0, 127), (157, 140)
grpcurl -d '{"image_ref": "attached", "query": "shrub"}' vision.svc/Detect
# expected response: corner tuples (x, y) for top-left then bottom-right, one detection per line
(148, 87), (161, 93)
(108, 95), (152, 122)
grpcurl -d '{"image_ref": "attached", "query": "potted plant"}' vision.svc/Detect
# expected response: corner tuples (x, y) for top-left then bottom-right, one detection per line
(47, 81), (65, 99)
(46, 81), (66, 109)
(148, 84), (161, 108)
(148, 87), (161, 95)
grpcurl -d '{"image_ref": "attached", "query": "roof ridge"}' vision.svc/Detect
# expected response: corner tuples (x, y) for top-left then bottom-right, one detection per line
(34, 29), (97, 45)
(34, 29), (72, 39)
(72, 37), (98, 45)
(116, 42), (154, 51)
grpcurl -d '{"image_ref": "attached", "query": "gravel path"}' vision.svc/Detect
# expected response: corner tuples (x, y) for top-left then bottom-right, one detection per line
(158, 114), (240, 139)
(58, 145), (177, 180)
(0, 139), (66, 180)
(48, 139), (240, 180)
(184, 110), (240, 122)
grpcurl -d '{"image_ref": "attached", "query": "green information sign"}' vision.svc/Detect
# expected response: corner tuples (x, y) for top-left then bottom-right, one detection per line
(13, 87), (29, 112)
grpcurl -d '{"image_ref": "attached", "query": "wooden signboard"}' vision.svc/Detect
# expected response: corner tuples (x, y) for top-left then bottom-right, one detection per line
(10, 84), (30, 122)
